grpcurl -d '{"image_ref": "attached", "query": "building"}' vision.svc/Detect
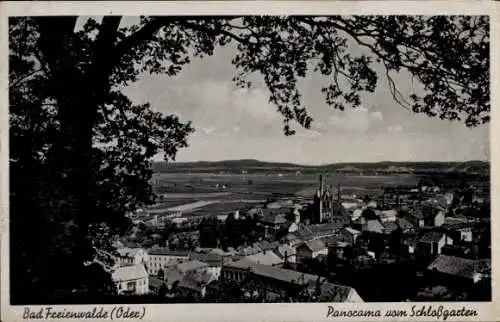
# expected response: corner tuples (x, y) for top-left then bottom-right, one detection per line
(112, 264), (149, 295)
(377, 209), (398, 222)
(421, 206), (445, 227)
(274, 243), (297, 264)
(360, 210), (385, 234)
(381, 221), (399, 235)
(244, 251), (284, 267)
(115, 247), (149, 268)
(417, 231), (446, 256)
(222, 259), (363, 302)
(426, 255), (491, 285)
(295, 239), (328, 264)
(401, 210), (425, 229)
(177, 270), (215, 299)
(313, 175), (349, 225)
(258, 211), (288, 236)
(441, 218), (473, 244)
(339, 227), (362, 245)
(396, 217), (416, 234)
(147, 249), (189, 275)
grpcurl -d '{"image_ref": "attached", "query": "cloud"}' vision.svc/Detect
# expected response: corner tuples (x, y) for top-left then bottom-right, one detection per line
(370, 111), (383, 121)
(387, 125), (403, 133)
(297, 129), (323, 140)
(200, 126), (216, 135)
(325, 106), (384, 133)
(233, 126), (240, 133)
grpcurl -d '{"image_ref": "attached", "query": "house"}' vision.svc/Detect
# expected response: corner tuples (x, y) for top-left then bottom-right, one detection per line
(244, 250), (284, 266)
(402, 210), (425, 228)
(377, 209), (398, 222)
(258, 211), (288, 235)
(310, 222), (345, 239)
(112, 264), (149, 295)
(273, 243), (297, 264)
(396, 217), (416, 234)
(417, 231), (446, 256)
(189, 251), (225, 266)
(361, 218), (385, 234)
(149, 276), (165, 295)
(222, 259), (363, 302)
(115, 247), (149, 268)
(339, 227), (362, 245)
(327, 240), (350, 261)
(177, 270), (215, 299)
(351, 208), (364, 221)
(147, 249), (189, 275)
(421, 206), (445, 227)
(296, 239), (328, 264)
(175, 260), (209, 273)
(441, 218), (473, 244)
(381, 221), (399, 234)
(402, 235), (419, 254)
(426, 255), (491, 285)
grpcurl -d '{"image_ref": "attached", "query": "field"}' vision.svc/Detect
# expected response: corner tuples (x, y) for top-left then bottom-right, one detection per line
(147, 172), (421, 217)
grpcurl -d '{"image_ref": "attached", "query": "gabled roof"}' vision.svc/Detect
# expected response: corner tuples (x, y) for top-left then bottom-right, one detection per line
(226, 259), (319, 285)
(419, 231), (445, 243)
(396, 217), (415, 230)
(112, 264), (148, 282)
(361, 208), (378, 220)
(117, 247), (144, 258)
(149, 276), (165, 290)
(317, 282), (360, 302)
(260, 212), (288, 225)
(176, 260), (208, 272)
(344, 227), (361, 235)
(148, 248), (189, 257)
(244, 251), (284, 266)
(189, 252), (224, 265)
(427, 255), (490, 280)
(382, 221), (399, 233)
(298, 239), (326, 252)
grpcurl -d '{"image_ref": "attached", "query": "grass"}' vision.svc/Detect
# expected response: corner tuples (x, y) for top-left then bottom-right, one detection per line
(148, 172), (421, 215)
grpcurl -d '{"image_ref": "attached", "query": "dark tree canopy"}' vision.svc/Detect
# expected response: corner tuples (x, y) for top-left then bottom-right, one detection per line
(9, 15), (489, 303)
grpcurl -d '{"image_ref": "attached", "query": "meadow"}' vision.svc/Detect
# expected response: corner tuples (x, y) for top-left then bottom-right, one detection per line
(149, 172), (421, 215)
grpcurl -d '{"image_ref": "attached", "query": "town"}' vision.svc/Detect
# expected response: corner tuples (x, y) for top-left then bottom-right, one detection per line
(86, 166), (491, 303)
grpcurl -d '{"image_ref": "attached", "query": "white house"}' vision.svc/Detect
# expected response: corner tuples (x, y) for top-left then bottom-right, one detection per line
(116, 247), (149, 268)
(112, 264), (149, 295)
(147, 249), (190, 275)
(296, 240), (328, 264)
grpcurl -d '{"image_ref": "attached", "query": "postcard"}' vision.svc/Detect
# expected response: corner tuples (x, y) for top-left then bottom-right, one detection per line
(1, 1), (499, 321)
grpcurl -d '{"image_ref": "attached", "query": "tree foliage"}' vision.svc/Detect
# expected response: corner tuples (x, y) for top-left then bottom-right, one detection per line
(9, 15), (489, 303)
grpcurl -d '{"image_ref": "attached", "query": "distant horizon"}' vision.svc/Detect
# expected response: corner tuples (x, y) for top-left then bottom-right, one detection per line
(158, 158), (490, 167)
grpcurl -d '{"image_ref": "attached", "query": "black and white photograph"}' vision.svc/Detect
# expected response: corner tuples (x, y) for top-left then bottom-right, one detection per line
(1, 1), (498, 321)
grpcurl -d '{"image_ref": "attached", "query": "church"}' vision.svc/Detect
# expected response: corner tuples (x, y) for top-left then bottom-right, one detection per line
(313, 174), (350, 225)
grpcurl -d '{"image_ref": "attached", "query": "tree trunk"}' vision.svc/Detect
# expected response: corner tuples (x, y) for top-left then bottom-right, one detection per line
(36, 16), (122, 283)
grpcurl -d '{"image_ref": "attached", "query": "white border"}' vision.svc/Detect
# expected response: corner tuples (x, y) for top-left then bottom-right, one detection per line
(1, 2), (499, 322)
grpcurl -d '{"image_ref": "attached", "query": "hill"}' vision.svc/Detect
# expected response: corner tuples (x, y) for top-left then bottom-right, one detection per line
(153, 160), (490, 175)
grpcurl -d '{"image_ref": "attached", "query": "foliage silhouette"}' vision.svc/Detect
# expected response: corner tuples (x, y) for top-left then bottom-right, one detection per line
(9, 15), (489, 303)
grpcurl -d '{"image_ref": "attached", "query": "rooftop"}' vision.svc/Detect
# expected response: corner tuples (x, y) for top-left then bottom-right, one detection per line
(226, 259), (320, 285)
(427, 255), (491, 280)
(112, 264), (148, 282)
(189, 252), (224, 265)
(244, 251), (284, 266)
(298, 239), (326, 252)
(148, 248), (190, 257)
(419, 231), (445, 243)
(176, 260), (209, 272)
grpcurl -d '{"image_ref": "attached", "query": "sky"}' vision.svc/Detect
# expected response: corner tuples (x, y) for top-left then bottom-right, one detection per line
(118, 21), (489, 165)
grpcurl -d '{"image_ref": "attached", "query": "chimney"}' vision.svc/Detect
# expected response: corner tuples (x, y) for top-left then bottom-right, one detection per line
(319, 174), (324, 197)
(319, 174), (324, 222)
(337, 183), (341, 201)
